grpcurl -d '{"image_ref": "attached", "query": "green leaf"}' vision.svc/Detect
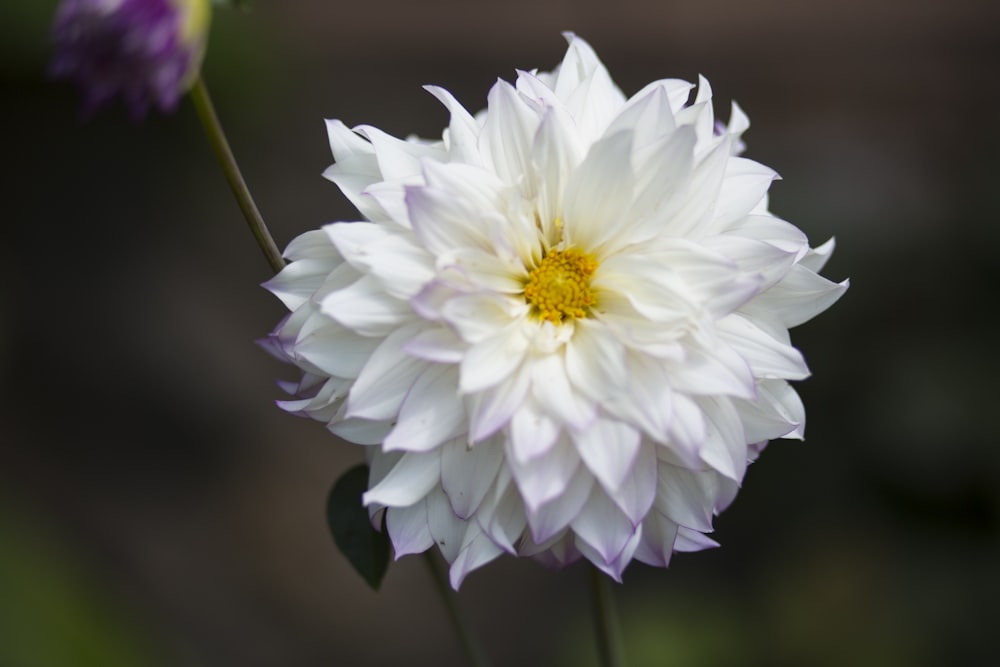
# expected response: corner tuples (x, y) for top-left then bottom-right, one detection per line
(326, 464), (391, 590)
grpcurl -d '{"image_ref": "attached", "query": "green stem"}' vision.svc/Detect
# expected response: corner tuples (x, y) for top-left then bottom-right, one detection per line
(422, 552), (492, 667)
(189, 74), (286, 274)
(590, 566), (626, 667)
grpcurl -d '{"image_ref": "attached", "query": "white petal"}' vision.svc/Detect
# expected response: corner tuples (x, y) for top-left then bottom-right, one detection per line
(346, 323), (427, 420)
(421, 159), (506, 215)
(526, 533), (581, 569)
(405, 185), (494, 257)
(424, 85), (483, 166)
(633, 511), (680, 568)
(282, 229), (341, 262)
(734, 379), (806, 442)
(324, 221), (392, 267)
(386, 501), (434, 558)
(467, 365), (532, 443)
(363, 179), (416, 229)
(627, 78), (695, 115)
(564, 319), (628, 402)
(326, 118), (374, 162)
(530, 353), (598, 430)
(475, 471), (527, 553)
(673, 526), (719, 552)
(552, 34), (606, 99)
(459, 325), (529, 393)
(799, 237), (836, 273)
(442, 292), (523, 344)
(668, 339), (756, 400)
(713, 157), (779, 228)
(356, 124), (441, 181)
(363, 451), (441, 507)
(626, 127), (697, 238)
(696, 396), (748, 481)
(726, 101), (750, 141)
(730, 215), (809, 256)
(276, 388), (342, 421)
(383, 366), (465, 452)
(449, 522), (504, 589)
(764, 380), (806, 439)
(410, 274), (469, 322)
(509, 398), (560, 463)
(441, 438), (503, 519)
(555, 35), (626, 142)
(572, 418), (640, 494)
(323, 161), (387, 222)
(328, 417), (393, 445)
(348, 233), (436, 300)
(264, 259), (339, 311)
(482, 79), (540, 193)
(606, 440), (657, 526)
(701, 234), (798, 293)
(593, 300), (687, 360)
(323, 119), (384, 219)
(515, 69), (560, 107)
(509, 435), (580, 511)
(403, 327), (465, 364)
(633, 238), (761, 316)
(437, 247), (525, 294)
(717, 313), (810, 380)
(593, 254), (693, 325)
(745, 264), (848, 328)
(527, 469), (594, 544)
(562, 130), (634, 252)
(664, 393), (708, 465)
(603, 354), (673, 443)
(427, 487), (466, 563)
(532, 105), (584, 236)
(571, 487), (635, 564)
(654, 461), (718, 532)
(321, 274), (412, 337)
(606, 83), (677, 149)
(659, 140), (729, 238)
(295, 327), (380, 380)
(577, 526), (641, 583)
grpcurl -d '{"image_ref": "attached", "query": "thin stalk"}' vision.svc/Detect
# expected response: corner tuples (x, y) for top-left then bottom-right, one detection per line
(189, 74), (285, 274)
(590, 566), (626, 667)
(422, 552), (492, 667)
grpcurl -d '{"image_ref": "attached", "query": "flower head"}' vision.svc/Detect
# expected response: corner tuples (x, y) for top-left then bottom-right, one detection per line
(50, 0), (211, 118)
(265, 35), (847, 588)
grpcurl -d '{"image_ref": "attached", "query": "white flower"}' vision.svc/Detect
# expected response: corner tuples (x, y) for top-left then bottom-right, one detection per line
(264, 34), (847, 588)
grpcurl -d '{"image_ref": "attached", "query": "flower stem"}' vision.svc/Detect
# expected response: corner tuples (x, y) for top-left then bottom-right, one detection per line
(590, 566), (626, 667)
(189, 73), (285, 274)
(422, 551), (492, 667)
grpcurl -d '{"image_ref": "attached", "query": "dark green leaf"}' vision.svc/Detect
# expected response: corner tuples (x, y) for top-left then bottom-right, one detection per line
(326, 464), (391, 590)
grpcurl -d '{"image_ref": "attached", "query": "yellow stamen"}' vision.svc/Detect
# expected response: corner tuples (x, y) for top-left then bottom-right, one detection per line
(523, 248), (598, 323)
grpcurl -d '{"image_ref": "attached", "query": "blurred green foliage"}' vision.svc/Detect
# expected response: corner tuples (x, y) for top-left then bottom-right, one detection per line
(0, 508), (159, 667)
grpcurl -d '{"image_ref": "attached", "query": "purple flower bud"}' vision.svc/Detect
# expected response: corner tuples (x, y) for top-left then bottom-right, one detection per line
(50, 0), (210, 120)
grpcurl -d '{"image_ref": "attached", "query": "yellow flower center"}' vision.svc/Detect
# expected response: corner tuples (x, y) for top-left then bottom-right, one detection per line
(523, 248), (598, 323)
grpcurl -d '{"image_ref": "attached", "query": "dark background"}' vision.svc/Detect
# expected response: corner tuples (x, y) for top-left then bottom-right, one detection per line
(3, 1), (999, 665)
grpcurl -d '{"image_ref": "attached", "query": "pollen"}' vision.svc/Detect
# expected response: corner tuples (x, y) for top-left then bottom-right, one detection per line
(523, 248), (598, 323)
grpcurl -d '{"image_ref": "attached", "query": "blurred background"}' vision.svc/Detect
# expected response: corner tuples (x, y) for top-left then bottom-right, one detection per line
(2, 0), (999, 665)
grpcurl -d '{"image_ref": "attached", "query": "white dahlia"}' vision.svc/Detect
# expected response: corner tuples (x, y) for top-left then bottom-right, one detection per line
(265, 35), (847, 588)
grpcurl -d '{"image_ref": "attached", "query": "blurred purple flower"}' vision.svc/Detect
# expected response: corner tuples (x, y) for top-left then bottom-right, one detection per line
(50, 0), (210, 119)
